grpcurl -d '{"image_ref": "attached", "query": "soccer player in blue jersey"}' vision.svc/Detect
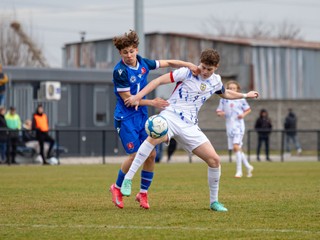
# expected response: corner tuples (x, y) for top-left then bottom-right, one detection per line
(109, 30), (198, 209)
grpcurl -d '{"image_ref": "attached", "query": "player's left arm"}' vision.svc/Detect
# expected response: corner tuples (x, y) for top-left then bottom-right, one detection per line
(219, 89), (259, 100)
(238, 108), (251, 119)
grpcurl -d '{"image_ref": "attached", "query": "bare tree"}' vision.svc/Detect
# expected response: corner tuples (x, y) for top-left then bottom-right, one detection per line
(0, 15), (48, 67)
(202, 17), (302, 40)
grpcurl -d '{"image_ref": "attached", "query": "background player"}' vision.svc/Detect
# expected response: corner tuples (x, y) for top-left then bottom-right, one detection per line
(121, 48), (259, 211)
(109, 30), (198, 209)
(216, 80), (254, 178)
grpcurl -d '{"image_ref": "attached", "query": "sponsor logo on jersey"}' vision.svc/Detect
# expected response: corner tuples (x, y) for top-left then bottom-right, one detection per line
(130, 76), (136, 83)
(118, 69), (123, 75)
(230, 103), (234, 108)
(127, 142), (134, 150)
(200, 83), (207, 91)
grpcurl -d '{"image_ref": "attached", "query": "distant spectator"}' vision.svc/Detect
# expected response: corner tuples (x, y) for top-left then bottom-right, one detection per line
(0, 64), (9, 106)
(32, 104), (55, 165)
(284, 108), (302, 155)
(22, 119), (44, 155)
(0, 106), (8, 163)
(254, 109), (272, 162)
(5, 106), (21, 164)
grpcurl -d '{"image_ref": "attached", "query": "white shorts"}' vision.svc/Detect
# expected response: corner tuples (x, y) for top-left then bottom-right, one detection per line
(160, 110), (209, 153)
(227, 134), (243, 150)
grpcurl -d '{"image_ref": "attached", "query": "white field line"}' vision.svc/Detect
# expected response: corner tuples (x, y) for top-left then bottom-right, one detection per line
(0, 224), (319, 234)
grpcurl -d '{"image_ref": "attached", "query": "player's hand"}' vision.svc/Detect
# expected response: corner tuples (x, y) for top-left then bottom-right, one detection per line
(190, 65), (200, 76)
(238, 114), (244, 119)
(124, 95), (140, 110)
(152, 97), (169, 109)
(216, 111), (225, 117)
(247, 91), (259, 99)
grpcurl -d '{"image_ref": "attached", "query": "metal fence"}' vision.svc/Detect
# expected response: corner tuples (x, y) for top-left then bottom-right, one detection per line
(1, 129), (319, 165)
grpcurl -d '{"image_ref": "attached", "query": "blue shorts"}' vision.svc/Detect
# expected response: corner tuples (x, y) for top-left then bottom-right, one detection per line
(114, 114), (149, 154)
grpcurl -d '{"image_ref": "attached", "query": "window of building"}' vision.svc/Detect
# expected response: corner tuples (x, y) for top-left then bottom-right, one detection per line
(93, 86), (110, 126)
(57, 85), (71, 126)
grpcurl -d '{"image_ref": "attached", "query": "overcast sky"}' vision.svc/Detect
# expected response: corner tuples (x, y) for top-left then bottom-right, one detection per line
(2, 0), (320, 67)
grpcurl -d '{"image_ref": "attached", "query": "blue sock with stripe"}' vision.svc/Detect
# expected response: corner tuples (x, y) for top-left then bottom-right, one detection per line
(115, 169), (126, 188)
(140, 170), (154, 193)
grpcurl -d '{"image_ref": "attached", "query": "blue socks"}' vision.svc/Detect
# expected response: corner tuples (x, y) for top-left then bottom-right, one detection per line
(140, 170), (154, 192)
(115, 169), (126, 188)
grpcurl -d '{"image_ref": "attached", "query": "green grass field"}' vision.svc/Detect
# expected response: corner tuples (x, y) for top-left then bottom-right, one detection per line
(0, 161), (319, 240)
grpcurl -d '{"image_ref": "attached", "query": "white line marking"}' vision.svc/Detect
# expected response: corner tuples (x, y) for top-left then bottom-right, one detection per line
(0, 224), (318, 234)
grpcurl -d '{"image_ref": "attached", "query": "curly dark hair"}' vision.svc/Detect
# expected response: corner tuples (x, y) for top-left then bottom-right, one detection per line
(200, 49), (220, 66)
(113, 30), (139, 51)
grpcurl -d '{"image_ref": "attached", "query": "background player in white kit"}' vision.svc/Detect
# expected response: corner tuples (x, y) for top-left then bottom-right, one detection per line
(121, 49), (259, 212)
(216, 80), (254, 178)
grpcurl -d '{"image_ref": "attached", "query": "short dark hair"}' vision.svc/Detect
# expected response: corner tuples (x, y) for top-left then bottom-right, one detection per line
(200, 49), (220, 66)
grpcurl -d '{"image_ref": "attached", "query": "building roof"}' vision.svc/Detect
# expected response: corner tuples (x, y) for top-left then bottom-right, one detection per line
(65, 31), (320, 50)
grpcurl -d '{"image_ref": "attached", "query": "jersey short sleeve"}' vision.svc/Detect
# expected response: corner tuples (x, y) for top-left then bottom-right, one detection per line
(242, 99), (251, 111)
(171, 67), (190, 82)
(141, 57), (159, 70)
(216, 98), (225, 112)
(113, 68), (129, 92)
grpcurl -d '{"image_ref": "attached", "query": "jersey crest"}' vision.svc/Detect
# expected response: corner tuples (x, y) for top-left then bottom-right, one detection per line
(200, 83), (207, 91)
(130, 76), (137, 83)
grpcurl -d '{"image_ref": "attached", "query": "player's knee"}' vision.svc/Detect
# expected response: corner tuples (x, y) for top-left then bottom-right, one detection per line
(233, 144), (240, 152)
(147, 149), (157, 162)
(207, 155), (220, 168)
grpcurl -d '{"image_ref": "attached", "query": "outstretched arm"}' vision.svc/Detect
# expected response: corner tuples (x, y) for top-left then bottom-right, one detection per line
(219, 89), (259, 100)
(125, 73), (172, 109)
(159, 60), (199, 75)
(119, 91), (169, 109)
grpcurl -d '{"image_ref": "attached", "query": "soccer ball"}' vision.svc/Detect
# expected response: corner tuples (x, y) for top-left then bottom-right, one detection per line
(145, 115), (168, 139)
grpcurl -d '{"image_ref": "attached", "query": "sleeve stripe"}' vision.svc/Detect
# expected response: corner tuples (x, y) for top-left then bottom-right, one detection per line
(117, 87), (130, 92)
(155, 60), (160, 69)
(170, 71), (174, 82)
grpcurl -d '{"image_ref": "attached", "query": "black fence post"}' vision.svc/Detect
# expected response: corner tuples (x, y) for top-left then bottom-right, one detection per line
(102, 130), (106, 164)
(281, 130), (284, 162)
(7, 130), (11, 165)
(56, 130), (60, 165)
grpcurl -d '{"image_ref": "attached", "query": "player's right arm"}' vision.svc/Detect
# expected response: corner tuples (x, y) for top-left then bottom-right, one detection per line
(216, 99), (225, 117)
(158, 60), (199, 75)
(124, 73), (172, 109)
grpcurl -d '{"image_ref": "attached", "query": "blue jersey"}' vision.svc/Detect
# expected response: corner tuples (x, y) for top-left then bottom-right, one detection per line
(113, 55), (158, 120)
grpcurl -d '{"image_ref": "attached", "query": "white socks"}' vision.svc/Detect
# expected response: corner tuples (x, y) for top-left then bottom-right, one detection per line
(208, 166), (221, 203)
(241, 152), (252, 169)
(125, 140), (155, 180)
(235, 151), (242, 174)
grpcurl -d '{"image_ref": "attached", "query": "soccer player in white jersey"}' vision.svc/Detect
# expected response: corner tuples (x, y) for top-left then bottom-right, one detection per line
(121, 49), (259, 211)
(216, 80), (254, 178)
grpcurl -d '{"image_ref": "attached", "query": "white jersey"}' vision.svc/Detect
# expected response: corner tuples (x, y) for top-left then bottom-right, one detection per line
(164, 67), (224, 125)
(216, 98), (250, 137)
